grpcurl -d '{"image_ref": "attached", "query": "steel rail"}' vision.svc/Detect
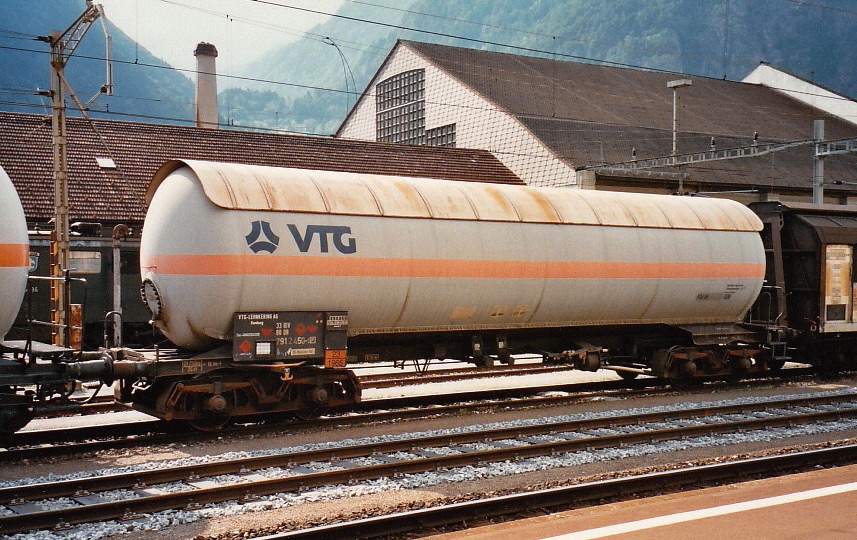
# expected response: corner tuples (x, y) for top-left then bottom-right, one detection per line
(1, 377), (667, 452)
(1, 394), (854, 534)
(0, 369), (818, 460)
(3, 392), (853, 504)
(261, 444), (857, 539)
(33, 396), (122, 418)
(358, 363), (578, 388)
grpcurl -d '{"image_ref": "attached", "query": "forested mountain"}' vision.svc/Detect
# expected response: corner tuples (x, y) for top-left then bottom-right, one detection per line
(1, 1), (853, 134)
(233, 0), (857, 135)
(0, 0), (193, 123)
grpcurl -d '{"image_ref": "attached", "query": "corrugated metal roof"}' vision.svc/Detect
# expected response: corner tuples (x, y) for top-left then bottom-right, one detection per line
(155, 159), (762, 232)
(796, 214), (857, 245)
(401, 41), (857, 193)
(0, 111), (523, 224)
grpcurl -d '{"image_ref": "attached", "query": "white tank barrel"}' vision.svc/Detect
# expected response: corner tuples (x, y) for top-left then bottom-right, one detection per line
(140, 160), (766, 350)
(0, 166), (29, 339)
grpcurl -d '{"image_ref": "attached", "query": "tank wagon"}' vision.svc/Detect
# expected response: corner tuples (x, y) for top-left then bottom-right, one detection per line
(0, 166), (28, 340)
(122, 159), (769, 427)
(0, 165), (32, 433)
(1, 166), (104, 434)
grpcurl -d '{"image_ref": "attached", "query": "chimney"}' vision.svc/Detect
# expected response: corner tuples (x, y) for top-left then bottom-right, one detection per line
(194, 42), (218, 128)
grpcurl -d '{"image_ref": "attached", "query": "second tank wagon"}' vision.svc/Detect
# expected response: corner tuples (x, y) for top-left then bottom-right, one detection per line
(0, 166), (29, 339)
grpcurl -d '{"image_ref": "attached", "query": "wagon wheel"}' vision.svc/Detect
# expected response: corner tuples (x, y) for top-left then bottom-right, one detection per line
(0, 402), (32, 436)
(617, 370), (639, 381)
(183, 370), (241, 432)
(293, 405), (329, 422)
(292, 383), (332, 421)
(188, 413), (231, 432)
(816, 352), (844, 377)
(766, 358), (786, 372)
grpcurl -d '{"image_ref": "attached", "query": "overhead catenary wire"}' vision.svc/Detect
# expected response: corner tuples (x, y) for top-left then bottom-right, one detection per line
(155, 0), (390, 57)
(1, 96), (850, 190)
(250, 0), (751, 74)
(2, 0), (855, 120)
(1, 40), (853, 128)
(346, 0), (754, 72)
(142, 0), (855, 104)
(250, 0), (857, 86)
(780, 0), (857, 14)
(0, 97), (331, 137)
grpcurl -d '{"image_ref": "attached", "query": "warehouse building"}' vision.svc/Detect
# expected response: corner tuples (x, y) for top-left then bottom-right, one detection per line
(337, 40), (857, 204)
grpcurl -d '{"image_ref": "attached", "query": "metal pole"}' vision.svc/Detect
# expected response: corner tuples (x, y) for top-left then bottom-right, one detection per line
(673, 88), (682, 193)
(813, 119), (825, 204)
(40, 2), (105, 346)
(111, 224), (128, 346)
(667, 79), (691, 194)
(49, 29), (70, 347)
(672, 88), (678, 161)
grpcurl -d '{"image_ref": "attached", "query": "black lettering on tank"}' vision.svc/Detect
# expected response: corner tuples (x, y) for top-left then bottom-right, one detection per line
(287, 224), (356, 254)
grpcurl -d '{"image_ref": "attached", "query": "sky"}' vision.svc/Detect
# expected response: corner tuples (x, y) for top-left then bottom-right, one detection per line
(98, 0), (345, 75)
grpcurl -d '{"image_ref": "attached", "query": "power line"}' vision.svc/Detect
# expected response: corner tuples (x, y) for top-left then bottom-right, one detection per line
(249, 0), (691, 74)
(4, 1), (854, 90)
(3, 7), (855, 168)
(4, 0), (856, 107)
(154, 0), (389, 58)
(0, 97), (326, 137)
(0, 28), (36, 38)
(779, 0), (857, 14)
(6, 37), (853, 113)
(4, 84), (795, 151)
(3, 40), (856, 152)
(253, 0), (857, 85)
(4, 36), (856, 151)
(0, 43), (356, 96)
(347, 0), (759, 71)
(1, 98), (850, 185)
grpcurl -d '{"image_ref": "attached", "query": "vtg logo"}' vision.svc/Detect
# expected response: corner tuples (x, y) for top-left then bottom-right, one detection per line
(245, 221), (280, 253)
(288, 224), (356, 254)
(245, 221), (356, 254)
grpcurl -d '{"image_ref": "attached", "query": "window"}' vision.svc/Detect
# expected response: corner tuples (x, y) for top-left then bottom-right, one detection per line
(426, 124), (456, 147)
(376, 70), (426, 144)
(377, 101), (425, 145)
(375, 69), (456, 148)
(376, 69), (425, 112)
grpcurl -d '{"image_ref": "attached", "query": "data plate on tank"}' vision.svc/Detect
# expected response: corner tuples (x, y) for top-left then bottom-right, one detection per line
(232, 311), (347, 363)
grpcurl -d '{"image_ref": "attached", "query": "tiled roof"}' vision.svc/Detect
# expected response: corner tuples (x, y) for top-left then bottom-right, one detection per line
(403, 41), (857, 194)
(0, 111), (523, 224)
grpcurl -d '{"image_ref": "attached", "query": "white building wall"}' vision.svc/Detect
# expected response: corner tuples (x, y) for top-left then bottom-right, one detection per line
(338, 44), (576, 187)
(743, 64), (857, 126)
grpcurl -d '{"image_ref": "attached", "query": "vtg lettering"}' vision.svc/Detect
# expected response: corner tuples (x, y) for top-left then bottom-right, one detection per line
(287, 224), (356, 254)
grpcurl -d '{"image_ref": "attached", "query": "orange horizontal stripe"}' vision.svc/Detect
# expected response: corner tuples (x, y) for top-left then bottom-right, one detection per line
(0, 244), (29, 268)
(143, 254), (765, 280)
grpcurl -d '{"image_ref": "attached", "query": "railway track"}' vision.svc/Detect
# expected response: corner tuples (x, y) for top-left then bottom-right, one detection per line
(32, 396), (124, 419)
(2, 378), (669, 461)
(2, 369), (819, 461)
(264, 444), (857, 540)
(356, 361), (578, 388)
(1, 391), (855, 535)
